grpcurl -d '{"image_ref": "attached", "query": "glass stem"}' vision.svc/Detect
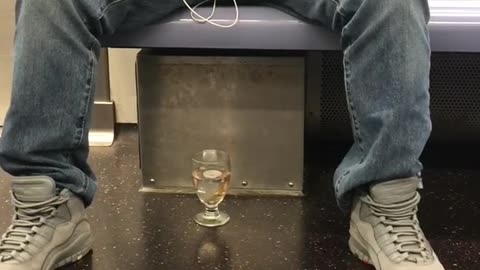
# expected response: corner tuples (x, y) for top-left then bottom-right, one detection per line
(204, 206), (220, 218)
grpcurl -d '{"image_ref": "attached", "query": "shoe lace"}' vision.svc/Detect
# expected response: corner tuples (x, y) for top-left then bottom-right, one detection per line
(362, 192), (432, 264)
(0, 194), (68, 262)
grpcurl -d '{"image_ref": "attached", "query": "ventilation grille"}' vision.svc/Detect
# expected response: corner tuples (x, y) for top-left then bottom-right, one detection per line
(306, 52), (480, 142)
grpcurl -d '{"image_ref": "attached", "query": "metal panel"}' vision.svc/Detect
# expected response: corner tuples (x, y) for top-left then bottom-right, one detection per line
(136, 52), (304, 195)
(429, 1), (480, 52)
(102, 3), (480, 52)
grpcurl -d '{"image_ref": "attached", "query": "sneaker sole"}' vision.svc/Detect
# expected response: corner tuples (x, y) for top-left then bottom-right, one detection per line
(41, 220), (93, 270)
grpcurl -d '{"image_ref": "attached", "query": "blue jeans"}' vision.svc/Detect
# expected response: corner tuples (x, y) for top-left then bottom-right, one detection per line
(0, 0), (431, 210)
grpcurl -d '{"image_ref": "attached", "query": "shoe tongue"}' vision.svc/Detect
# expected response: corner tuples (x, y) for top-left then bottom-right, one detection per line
(12, 176), (57, 202)
(370, 177), (420, 204)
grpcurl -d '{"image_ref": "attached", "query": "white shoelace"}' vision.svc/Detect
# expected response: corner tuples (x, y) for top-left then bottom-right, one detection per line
(0, 195), (67, 262)
(362, 193), (432, 264)
(182, 0), (239, 28)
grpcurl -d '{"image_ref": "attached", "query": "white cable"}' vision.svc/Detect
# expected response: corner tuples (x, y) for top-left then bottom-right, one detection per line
(182, 0), (239, 28)
(190, 0), (216, 22)
(184, 0), (238, 28)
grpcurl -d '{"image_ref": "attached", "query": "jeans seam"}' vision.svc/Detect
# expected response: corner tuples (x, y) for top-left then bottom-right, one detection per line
(73, 44), (95, 147)
(82, 173), (89, 195)
(343, 57), (364, 153)
(335, 52), (367, 191)
(82, 0), (129, 146)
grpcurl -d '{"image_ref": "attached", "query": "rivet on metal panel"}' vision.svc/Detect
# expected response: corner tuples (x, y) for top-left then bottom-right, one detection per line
(242, 181), (249, 187)
(288, 182), (295, 188)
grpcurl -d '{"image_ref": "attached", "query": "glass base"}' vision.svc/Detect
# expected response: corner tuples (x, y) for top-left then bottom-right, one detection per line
(194, 211), (230, 227)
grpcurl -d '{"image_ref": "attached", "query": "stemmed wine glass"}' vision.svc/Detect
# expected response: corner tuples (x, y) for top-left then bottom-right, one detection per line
(192, 150), (231, 227)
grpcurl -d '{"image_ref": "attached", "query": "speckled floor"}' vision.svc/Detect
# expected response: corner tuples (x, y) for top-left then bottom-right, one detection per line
(0, 125), (479, 270)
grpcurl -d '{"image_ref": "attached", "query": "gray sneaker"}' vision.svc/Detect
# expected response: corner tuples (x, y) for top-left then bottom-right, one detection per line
(0, 176), (92, 270)
(349, 177), (445, 270)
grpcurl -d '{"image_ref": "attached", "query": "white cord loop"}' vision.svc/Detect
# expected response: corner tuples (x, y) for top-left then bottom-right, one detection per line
(182, 0), (239, 28)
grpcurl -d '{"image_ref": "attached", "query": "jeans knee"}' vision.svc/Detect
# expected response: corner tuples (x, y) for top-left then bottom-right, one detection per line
(15, 0), (100, 36)
(385, 0), (430, 25)
(339, 0), (430, 24)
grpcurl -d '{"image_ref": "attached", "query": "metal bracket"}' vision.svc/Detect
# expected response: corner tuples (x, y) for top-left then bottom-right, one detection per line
(89, 49), (115, 147)
(89, 101), (115, 146)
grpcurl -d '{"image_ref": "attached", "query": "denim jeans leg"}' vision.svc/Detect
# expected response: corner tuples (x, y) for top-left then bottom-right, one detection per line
(268, 0), (432, 210)
(0, 0), (188, 206)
